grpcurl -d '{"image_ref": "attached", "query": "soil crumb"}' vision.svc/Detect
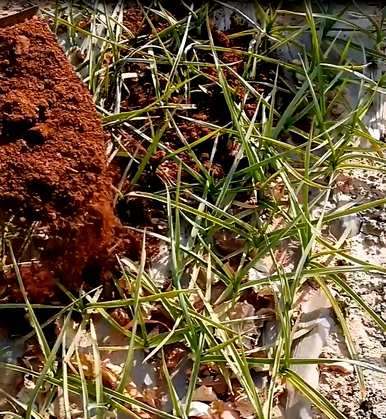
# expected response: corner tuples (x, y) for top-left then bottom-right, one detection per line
(0, 17), (134, 301)
(123, 7), (144, 38)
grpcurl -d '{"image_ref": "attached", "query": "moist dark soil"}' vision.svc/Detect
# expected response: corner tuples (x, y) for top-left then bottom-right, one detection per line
(113, 9), (275, 273)
(0, 17), (137, 302)
(117, 24), (268, 184)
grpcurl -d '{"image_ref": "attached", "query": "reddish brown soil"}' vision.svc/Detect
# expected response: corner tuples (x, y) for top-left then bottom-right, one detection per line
(123, 7), (144, 38)
(0, 18), (136, 302)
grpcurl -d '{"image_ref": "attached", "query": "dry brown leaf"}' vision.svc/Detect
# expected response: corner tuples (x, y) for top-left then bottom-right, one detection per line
(165, 344), (188, 370)
(192, 385), (218, 402)
(213, 230), (245, 255)
(229, 301), (258, 349)
(234, 395), (254, 418)
(319, 361), (354, 375)
(211, 400), (240, 419)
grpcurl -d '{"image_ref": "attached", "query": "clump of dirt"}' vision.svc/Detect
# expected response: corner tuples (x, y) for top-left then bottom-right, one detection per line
(0, 17), (136, 302)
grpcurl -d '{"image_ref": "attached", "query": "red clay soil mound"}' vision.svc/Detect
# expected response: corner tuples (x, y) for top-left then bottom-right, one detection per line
(0, 17), (135, 302)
